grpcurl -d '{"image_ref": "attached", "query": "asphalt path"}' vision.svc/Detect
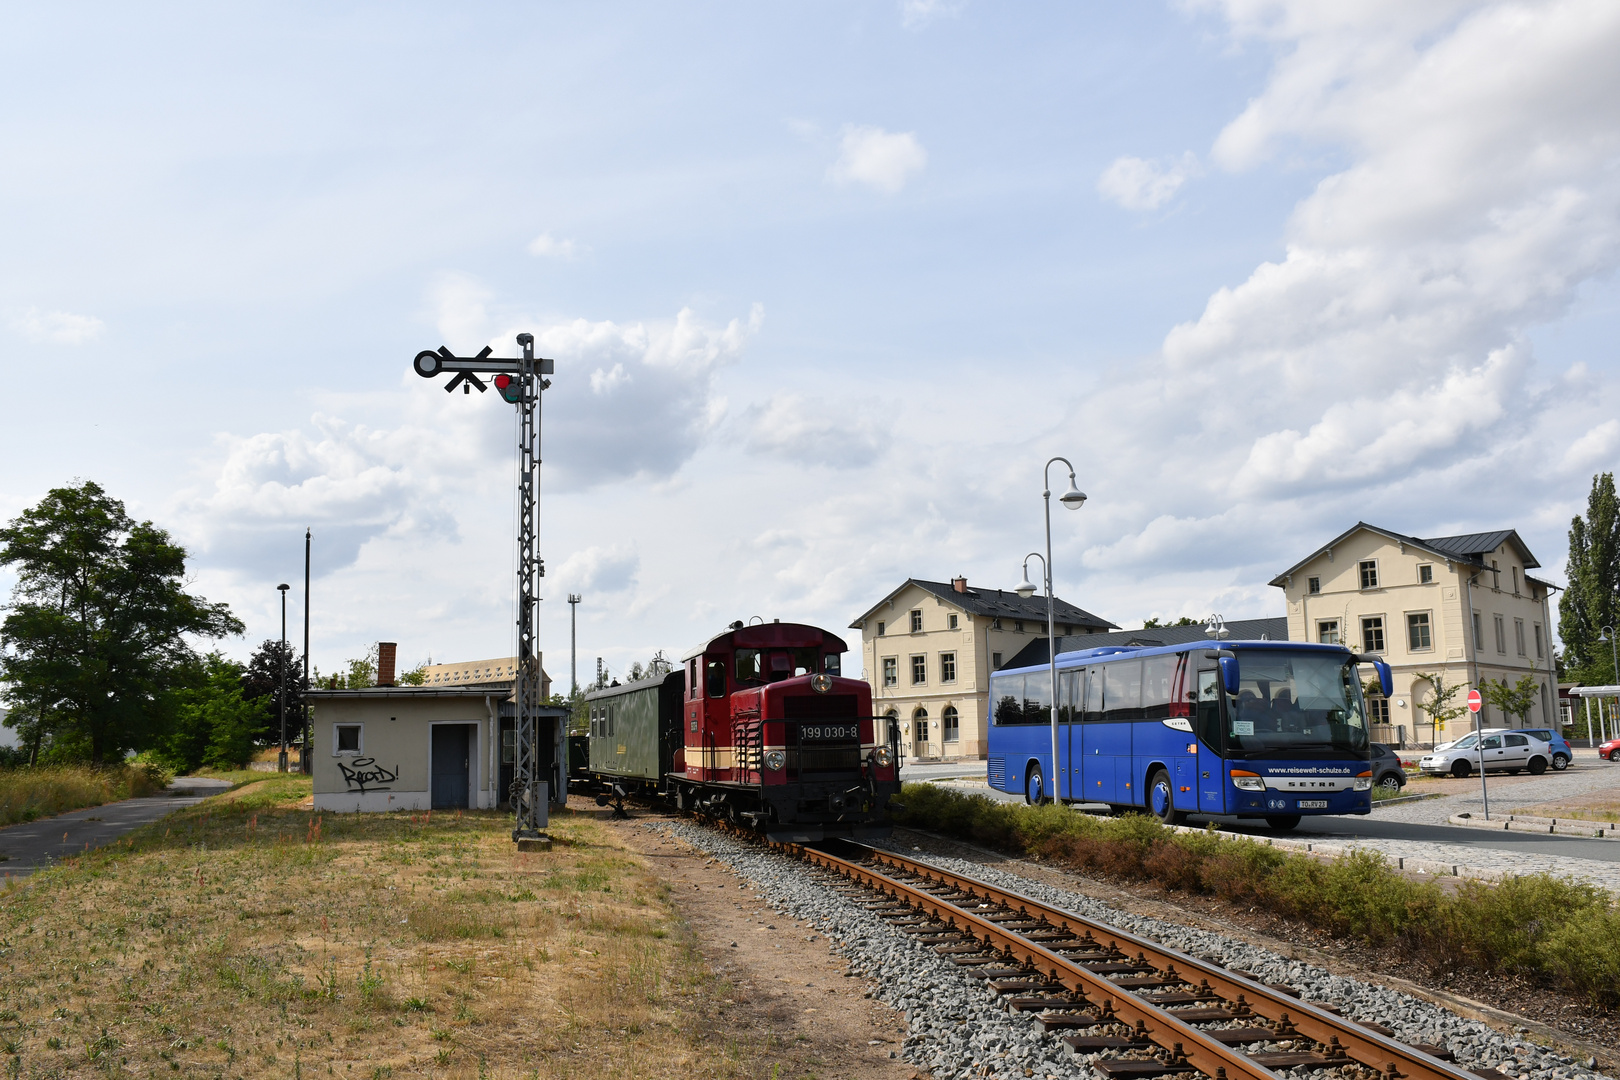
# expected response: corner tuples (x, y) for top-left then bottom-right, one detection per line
(0, 776), (233, 878)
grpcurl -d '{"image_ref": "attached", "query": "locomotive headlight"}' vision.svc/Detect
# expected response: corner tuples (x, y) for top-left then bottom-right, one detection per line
(872, 746), (893, 768)
(764, 750), (787, 771)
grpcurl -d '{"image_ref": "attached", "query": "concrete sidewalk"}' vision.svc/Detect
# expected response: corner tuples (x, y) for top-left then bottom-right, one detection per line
(0, 776), (233, 878)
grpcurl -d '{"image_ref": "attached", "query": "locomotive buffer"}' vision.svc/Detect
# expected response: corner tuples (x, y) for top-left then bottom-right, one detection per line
(412, 335), (555, 847)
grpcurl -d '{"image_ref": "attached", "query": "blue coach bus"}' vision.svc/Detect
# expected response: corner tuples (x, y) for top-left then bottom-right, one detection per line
(987, 640), (1393, 830)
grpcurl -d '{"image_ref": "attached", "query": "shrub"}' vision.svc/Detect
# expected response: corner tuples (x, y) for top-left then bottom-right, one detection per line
(0, 762), (170, 826)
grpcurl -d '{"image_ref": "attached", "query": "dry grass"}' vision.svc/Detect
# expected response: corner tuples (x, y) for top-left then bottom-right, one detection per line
(1515, 791), (1620, 823)
(0, 776), (762, 1078)
(0, 763), (169, 826)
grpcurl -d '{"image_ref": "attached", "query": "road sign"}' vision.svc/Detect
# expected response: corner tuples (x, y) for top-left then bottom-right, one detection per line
(1467, 689), (1483, 713)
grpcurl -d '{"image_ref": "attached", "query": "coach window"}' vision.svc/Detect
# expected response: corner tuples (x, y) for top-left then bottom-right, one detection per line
(705, 658), (727, 698)
(1195, 669), (1222, 748)
(1104, 661), (1144, 720)
(1023, 674), (1052, 725)
(992, 673), (1024, 725)
(735, 648), (763, 685)
(1082, 667), (1105, 722)
(1141, 654), (1176, 720)
(1059, 669), (1082, 723)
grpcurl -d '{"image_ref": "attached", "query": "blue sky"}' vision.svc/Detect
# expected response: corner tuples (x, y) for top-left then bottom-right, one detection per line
(2, 1), (1618, 684)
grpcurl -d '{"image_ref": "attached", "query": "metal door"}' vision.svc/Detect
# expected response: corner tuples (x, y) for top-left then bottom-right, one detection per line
(432, 724), (472, 809)
(1195, 670), (1227, 814)
(1079, 668), (1116, 803)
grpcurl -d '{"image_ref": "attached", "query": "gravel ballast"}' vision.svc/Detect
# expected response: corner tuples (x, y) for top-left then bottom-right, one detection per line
(653, 821), (1613, 1080)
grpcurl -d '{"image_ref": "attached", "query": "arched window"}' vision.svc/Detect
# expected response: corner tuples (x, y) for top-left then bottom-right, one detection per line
(942, 705), (959, 743)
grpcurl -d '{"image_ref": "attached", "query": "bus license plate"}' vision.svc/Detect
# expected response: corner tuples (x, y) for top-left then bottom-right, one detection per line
(1298, 799), (1329, 809)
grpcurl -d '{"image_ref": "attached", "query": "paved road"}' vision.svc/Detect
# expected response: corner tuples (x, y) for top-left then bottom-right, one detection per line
(0, 776), (233, 878)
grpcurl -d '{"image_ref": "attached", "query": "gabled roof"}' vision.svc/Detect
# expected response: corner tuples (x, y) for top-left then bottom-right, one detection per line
(1002, 617), (1288, 670)
(849, 578), (1117, 632)
(1269, 522), (1543, 587)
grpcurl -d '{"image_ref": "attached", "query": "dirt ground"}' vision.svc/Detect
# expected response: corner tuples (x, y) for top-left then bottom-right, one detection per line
(592, 799), (923, 1080)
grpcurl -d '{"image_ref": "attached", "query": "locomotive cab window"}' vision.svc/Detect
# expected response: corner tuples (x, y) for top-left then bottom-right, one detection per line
(735, 649), (763, 685)
(706, 658), (727, 698)
(822, 653), (841, 675)
(793, 647), (819, 676)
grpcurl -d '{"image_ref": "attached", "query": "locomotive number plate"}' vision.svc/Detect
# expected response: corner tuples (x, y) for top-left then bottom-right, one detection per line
(798, 723), (859, 742)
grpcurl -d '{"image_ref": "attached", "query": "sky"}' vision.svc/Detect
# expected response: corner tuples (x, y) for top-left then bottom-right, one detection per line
(1, 0), (1618, 686)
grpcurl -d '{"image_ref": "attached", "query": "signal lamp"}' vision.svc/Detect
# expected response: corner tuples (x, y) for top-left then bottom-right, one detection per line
(494, 374), (522, 403)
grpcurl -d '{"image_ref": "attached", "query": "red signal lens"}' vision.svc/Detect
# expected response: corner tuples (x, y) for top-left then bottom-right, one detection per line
(494, 374), (511, 390)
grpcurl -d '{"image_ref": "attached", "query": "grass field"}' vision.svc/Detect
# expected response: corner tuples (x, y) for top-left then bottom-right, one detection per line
(0, 764), (169, 827)
(0, 776), (758, 1079)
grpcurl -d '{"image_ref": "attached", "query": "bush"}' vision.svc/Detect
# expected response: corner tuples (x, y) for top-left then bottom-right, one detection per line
(892, 782), (1619, 1007)
(0, 762), (170, 826)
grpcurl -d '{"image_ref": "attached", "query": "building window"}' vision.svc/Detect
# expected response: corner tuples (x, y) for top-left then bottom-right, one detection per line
(1307, 576), (1320, 594)
(1512, 567), (1520, 595)
(1014, 620), (1024, 633)
(942, 705), (959, 742)
(1366, 696), (1390, 725)
(876, 620), (885, 636)
(1418, 564), (1433, 584)
(992, 618), (1002, 631)
(1514, 618), (1526, 656)
(948, 613), (959, 630)
(334, 724), (362, 755)
(911, 655), (926, 685)
(1317, 620), (1340, 645)
(940, 652), (956, 683)
(910, 609), (923, 633)
(1491, 560), (1501, 591)
(1472, 612), (1483, 650)
(1494, 614), (1506, 654)
(1361, 616), (1385, 653)
(1359, 560), (1379, 589)
(1407, 612), (1432, 651)
(882, 657), (897, 687)
(1534, 623), (1545, 659)
(992, 652), (1002, 669)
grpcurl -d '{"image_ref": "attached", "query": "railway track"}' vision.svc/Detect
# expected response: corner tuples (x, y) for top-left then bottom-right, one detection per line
(777, 837), (1508, 1080)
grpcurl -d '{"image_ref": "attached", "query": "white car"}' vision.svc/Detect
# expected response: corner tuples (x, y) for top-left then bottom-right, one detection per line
(1419, 729), (1553, 778)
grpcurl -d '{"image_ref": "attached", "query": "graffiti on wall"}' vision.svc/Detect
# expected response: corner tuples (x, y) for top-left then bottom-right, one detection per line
(337, 757), (399, 793)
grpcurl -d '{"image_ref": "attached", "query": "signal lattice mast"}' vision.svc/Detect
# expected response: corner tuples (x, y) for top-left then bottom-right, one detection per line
(413, 334), (555, 845)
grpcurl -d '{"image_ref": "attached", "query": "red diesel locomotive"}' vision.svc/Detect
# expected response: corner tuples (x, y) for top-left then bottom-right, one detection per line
(581, 620), (901, 841)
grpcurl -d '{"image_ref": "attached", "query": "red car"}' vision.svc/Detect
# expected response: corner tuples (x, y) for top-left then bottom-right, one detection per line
(1600, 738), (1620, 762)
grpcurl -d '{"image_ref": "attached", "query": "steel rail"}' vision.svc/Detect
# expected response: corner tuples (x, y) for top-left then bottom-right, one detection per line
(805, 841), (1480, 1080)
(791, 841), (1280, 1080)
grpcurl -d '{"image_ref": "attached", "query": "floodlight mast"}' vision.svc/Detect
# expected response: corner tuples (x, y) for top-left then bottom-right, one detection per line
(413, 334), (556, 844)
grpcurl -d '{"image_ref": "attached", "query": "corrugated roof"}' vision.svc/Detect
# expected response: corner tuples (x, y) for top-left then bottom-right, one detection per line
(1420, 530), (1538, 568)
(850, 578), (1117, 631)
(1270, 522), (1544, 586)
(1002, 617), (1288, 670)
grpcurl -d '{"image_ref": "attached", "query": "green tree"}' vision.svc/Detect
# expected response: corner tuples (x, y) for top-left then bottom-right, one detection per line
(158, 653), (268, 772)
(1414, 672), (1468, 737)
(1141, 617), (1199, 629)
(1481, 674), (1539, 727)
(1558, 472), (1620, 685)
(0, 481), (243, 763)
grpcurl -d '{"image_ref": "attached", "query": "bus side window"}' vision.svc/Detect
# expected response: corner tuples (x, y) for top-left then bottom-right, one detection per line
(1141, 654), (1176, 720)
(1196, 670), (1222, 748)
(706, 659), (727, 698)
(1083, 668), (1104, 722)
(1059, 670), (1082, 723)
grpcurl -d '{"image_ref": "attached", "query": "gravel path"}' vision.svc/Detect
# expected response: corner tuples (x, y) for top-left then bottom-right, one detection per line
(657, 821), (1612, 1080)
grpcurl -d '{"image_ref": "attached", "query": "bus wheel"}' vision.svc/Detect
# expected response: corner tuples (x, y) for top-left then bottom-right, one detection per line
(1148, 769), (1184, 826)
(1264, 815), (1301, 831)
(1025, 765), (1046, 805)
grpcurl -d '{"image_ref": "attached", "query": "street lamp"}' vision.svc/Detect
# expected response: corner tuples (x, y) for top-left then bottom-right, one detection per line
(277, 583), (290, 773)
(1013, 456), (1087, 803)
(568, 594), (583, 695)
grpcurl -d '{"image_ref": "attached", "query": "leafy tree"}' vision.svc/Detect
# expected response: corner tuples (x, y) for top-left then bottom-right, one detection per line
(244, 638), (309, 744)
(1141, 617), (1199, 629)
(1413, 672), (1468, 738)
(398, 664), (428, 685)
(0, 481), (243, 763)
(158, 653), (267, 772)
(1482, 674), (1539, 727)
(1558, 472), (1620, 685)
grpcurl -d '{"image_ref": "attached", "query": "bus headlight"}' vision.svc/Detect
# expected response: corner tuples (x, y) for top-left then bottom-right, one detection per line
(764, 750), (786, 771)
(1353, 772), (1372, 791)
(1230, 770), (1266, 792)
(872, 746), (893, 768)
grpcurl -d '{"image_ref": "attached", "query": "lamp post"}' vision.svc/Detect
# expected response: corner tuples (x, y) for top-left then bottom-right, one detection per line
(276, 583), (290, 773)
(568, 594), (582, 695)
(1014, 457), (1087, 803)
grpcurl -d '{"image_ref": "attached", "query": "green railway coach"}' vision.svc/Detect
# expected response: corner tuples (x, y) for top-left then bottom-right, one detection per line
(583, 670), (684, 795)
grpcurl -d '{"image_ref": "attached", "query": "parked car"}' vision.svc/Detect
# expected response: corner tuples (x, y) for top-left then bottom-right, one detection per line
(1370, 744), (1407, 791)
(1418, 729), (1554, 778)
(1511, 728), (1573, 770)
(1599, 737), (1620, 762)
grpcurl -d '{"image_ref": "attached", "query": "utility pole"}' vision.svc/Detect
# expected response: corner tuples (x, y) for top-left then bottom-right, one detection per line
(277, 583), (290, 772)
(413, 336), (555, 846)
(568, 594), (582, 695)
(302, 528), (311, 774)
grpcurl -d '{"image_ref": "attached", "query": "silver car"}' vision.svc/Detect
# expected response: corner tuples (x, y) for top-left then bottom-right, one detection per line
(1418, 729), (1553, 778)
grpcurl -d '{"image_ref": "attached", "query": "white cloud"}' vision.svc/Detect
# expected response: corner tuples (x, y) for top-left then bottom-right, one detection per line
(1561, 418), (1620, 471)
(5, 306), (105, 344)
(743, 393), (890, 469)
(899, 0), (966, 29)
(553, 544), (640, 595)
(827, 126), (927, 194)
(1096, 153), (1200, 210)
(527, 232), (584, 260)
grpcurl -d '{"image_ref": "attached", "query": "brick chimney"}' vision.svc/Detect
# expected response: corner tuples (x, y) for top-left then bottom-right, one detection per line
(951, 576), (968, 594)
(377, 642), (397, 687)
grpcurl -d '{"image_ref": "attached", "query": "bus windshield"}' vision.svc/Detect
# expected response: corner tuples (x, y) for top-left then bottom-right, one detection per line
(1226, 650), (1368, 757)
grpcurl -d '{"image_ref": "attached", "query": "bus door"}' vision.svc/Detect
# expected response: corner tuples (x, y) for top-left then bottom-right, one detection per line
(1079, 667), (1115, 803)
(1060, 669), (1082, 801)
(1194, 668), (1227, 814)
